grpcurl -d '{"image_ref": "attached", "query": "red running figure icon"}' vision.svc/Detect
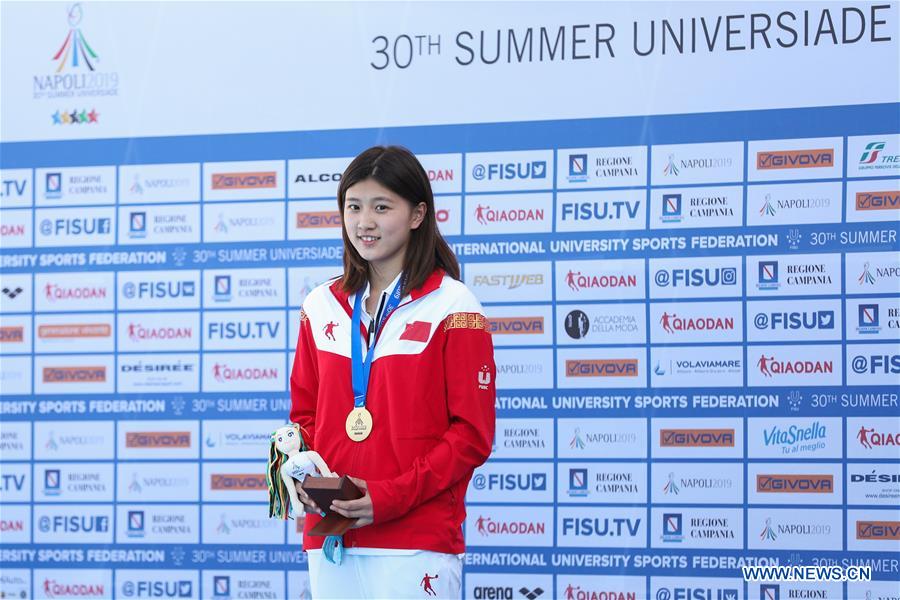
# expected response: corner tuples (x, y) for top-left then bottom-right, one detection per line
(857, 426), (874, 449)
(420, 573), (439, 597)
(323, 321), (338, 341)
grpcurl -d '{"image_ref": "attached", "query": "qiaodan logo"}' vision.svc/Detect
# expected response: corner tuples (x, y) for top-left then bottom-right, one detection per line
(33, 3), (120, 101)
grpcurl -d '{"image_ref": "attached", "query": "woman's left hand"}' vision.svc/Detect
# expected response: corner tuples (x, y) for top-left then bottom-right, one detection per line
(330, 476), (374, 528)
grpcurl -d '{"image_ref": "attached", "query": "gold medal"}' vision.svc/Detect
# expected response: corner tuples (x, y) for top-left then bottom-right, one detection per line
(345, 407), (373, 442)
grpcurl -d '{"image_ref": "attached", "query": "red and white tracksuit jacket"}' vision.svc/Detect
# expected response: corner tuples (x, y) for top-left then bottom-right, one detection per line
(290, 268), (496, 554)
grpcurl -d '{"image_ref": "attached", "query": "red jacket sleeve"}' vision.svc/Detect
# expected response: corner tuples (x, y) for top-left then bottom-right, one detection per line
(366, 312), (496, 523)
(289, 309), (319, 450)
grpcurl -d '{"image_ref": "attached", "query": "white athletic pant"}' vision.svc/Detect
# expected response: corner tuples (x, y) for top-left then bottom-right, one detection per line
(308, 549), (462, 599)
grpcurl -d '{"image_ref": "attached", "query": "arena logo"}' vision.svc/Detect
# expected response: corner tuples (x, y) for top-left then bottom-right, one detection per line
(210, 474), (267, 491)
(212, 363), (279, 382)
(472, 585), (545, 600)
(856, 191), (900, 210)
(43, 579), (106, 599)
(472, 274), (544, 289)
(294, 172), (341, 183)
(560, 200), (640, 221)
(566, 359), (638, 378)
(854, 424), (900, 449)
(39, 323), (111, 339)
(126, 431), (191, 448)
(126, 322), (192, 343)
(565, 270), (637, 292)
(45, 282), (107, 302)
(122, 280), (195, 300)
(474, 204), (545, 225)
(489, 317), (545, 335)
(565, 310), (639, 339)
(757, 474), (834, 494)
(2, 284), (25, 300)
(42, 366), (106, 383)
(296, 211), (340, 228)
(472, 472), (547, 492)
(851, 354), (900, 375)
(654, 267), (736, 288)
(856, 521), (900, 540)
(0, 326), (25, 343)
(756, 149), (834, 170)
(757, 354), (833, 377)
(660, 429), (734, 448)
(561, 516), (641, 538)
(659, 312), (733, 334)
(39, 217), (111, 236)
(753, 310), (834, 331)
(471, 161), (547, 181)
(211, 171), (277, 189)
(762, 422), (827, 453)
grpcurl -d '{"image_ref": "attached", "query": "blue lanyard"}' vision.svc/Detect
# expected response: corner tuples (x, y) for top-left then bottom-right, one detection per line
(350, 275), (405, 409)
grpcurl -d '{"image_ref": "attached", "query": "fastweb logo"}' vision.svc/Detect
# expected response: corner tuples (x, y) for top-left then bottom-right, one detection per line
(742, 565), (871, 582)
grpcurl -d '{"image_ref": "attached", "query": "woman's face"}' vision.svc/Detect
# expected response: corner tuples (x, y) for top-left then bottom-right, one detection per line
(343, 178), (425, 273)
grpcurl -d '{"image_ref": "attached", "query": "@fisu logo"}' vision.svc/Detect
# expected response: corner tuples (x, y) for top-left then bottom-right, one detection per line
(53, 4), (98, 72)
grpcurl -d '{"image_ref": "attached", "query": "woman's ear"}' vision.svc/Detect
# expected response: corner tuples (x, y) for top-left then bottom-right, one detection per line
(410, 202), (427, 230)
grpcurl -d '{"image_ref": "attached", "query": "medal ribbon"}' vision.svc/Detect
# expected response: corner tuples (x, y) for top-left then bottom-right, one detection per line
(350, 274), (405, 409)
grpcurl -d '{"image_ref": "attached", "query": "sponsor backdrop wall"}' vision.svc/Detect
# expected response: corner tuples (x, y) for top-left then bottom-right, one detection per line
(1, 2), (899, 599)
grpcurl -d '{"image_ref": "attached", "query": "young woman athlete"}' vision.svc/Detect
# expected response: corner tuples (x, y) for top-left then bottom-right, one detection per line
(289, 145), (497, 599)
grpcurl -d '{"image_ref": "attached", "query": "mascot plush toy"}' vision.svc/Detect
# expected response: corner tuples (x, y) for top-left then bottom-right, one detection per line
(266, 423), (345, 564)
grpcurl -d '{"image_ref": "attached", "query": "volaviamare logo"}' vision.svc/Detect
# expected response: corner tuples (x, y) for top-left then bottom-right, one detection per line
(856, 521), (900, 540)
(489, 317), (545, 335)
(212, 363), (279, 382)
(34, 4), (119, 101)
(472, 161), (546, 181)
(42, 366), (105, 383)
(757, 354), (833, 377)
(757, 474), (834, 494)
(856, 190), (900, 211)
(762, 422), (827, 454)
(757, 149), (834, 170)
(210, 474), (267, 491)
(126, 432), (191, 448)
(43, 578), (106, 599)
(660, 429), (734, 447)
(211, 172), (276, 189)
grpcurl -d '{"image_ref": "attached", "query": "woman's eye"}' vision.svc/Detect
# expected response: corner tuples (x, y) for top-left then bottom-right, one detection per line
(277, 437), (282, 442)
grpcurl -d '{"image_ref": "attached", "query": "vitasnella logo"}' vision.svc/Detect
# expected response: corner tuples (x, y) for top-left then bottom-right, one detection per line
(748, 417), (841, 460)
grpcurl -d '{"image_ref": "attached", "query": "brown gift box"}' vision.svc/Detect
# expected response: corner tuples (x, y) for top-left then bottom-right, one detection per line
(301, 475), (364, 536)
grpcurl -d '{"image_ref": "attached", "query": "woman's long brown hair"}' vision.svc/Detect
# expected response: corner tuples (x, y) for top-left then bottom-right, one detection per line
(336, 145), (460, 296)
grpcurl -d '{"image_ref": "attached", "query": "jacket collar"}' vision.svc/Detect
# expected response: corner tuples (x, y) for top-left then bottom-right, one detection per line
(329, 268), (446, 317)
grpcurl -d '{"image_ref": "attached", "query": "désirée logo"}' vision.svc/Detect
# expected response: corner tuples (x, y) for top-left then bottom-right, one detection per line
(33, 4), (119, 101)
